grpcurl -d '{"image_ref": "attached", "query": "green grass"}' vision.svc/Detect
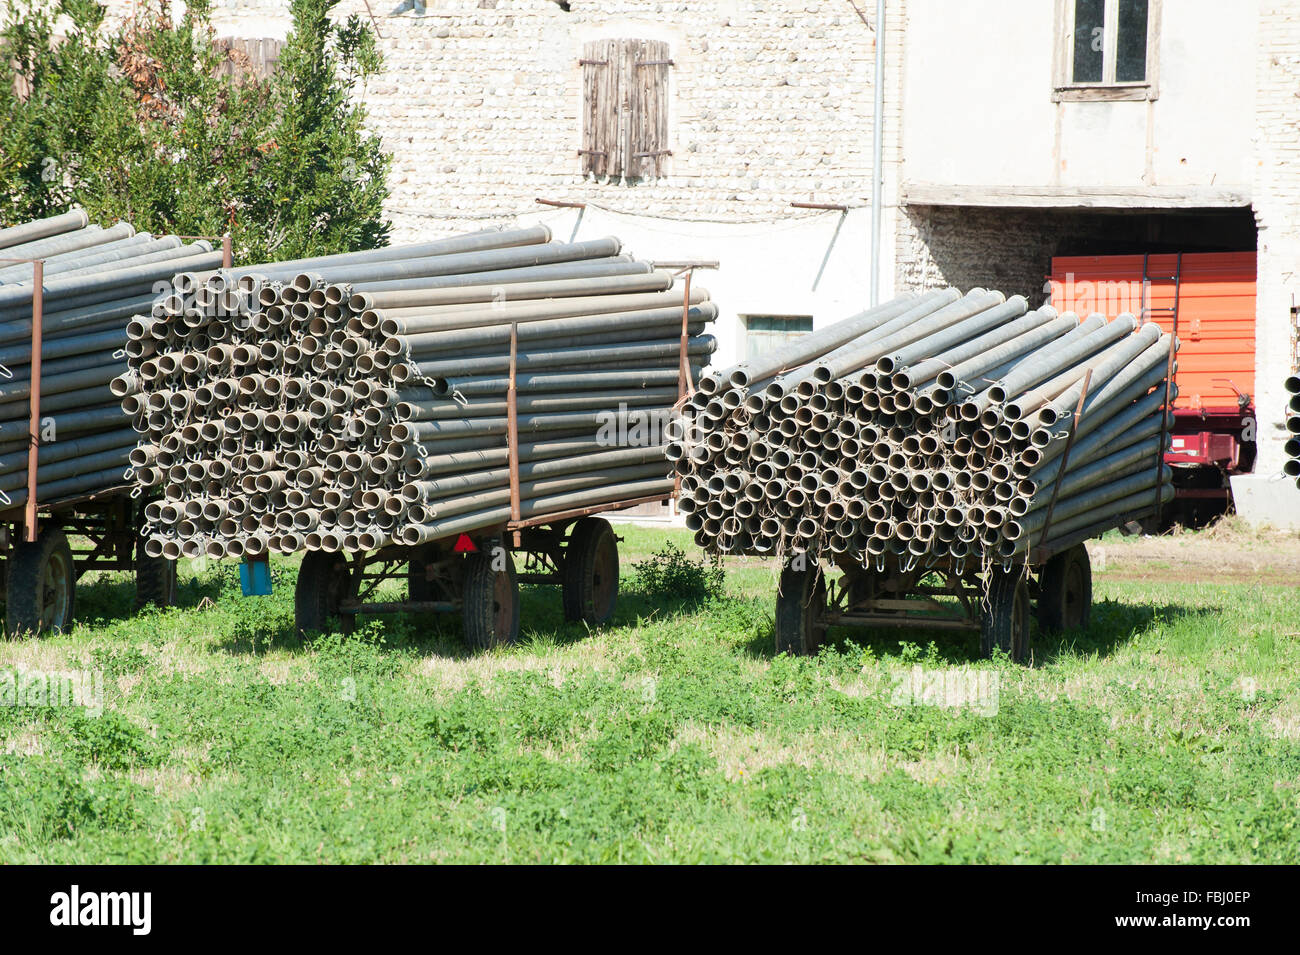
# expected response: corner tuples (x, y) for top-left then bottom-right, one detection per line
(1, 525), (1298, 863)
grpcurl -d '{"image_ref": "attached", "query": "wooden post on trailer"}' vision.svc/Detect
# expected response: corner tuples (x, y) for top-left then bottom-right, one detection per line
(506, 322), (521, 547)
(1155, 333), (1177, 528)
(25, 261), (42, 543)
(1035, 368), (1092, 554)
(0, 255), (45, 542)
(673, 267), (699, 499)
(221, 233), (233, 270)
(677, 267), (695, 400)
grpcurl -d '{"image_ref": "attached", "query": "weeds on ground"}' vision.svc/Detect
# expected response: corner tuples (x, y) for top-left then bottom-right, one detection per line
(629, 544), (726, 602)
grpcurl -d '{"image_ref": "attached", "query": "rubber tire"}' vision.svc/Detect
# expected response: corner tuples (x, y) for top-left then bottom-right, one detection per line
(134, 535), (178, 611)
(295, 551), (355, 636)
(462, 551), (520, 650)
(981, 566), (1031, 664)
(561, 518), (619, 625)
(775, 562), (826, 657)
(1037, 544), (1092, 634)
(6, 528), (75, 637)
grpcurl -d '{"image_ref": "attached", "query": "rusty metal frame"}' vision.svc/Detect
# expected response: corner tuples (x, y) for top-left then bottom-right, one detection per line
(790, 201), (850, 212)
(506, 494), (668, 533)
(506, 322), (522, 545)
(0, 256), (44, 542)
(1036, 368), (1093, 550)
(1154, 333), (1177, 527)
(677, 267), (696, 400)
(493, 262), (715, 535)
(178, 233), (233, 269)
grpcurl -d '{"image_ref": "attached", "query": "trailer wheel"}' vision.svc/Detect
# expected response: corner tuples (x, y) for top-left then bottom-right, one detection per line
(6, 529), (75, 637)
(462, 551), (520, 650)
(981, 566), (1031, 664)
(1037, 544), (1092, 633)
(134, 536), (177, 610)
(775, 562), (826, 657)
(562, 518), (619, 625)
(295, 551), (356, 636)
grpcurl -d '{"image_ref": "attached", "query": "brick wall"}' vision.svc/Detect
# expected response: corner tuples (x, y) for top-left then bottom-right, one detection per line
(1251, 2), (1300, 474)
(894, 206), (1082, 305)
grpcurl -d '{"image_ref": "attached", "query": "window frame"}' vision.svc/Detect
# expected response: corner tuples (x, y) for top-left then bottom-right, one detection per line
(1053, 0), (1160, 102)
(742, 315), (815, 361)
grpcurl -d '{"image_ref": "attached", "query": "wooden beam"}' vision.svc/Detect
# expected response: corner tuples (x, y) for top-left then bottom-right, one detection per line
(901, 182), (1252, 210)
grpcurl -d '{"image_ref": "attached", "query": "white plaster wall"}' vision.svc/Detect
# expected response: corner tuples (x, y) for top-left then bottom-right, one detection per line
(899, 0), (1059, 187)
(902, 0), (1256, 195)
(509, 205), (880, 372)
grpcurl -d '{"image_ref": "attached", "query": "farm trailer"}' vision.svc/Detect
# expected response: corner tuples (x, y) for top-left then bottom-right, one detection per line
(0, 211), (230, 634)
(293, 492), (660, 648)
(772, 506), (1159, 664)
(119, 227), (717, 644)
(1051, 252), (1257, 527)
(670, 289), (1178, 663)
(0, 489), (176, 636)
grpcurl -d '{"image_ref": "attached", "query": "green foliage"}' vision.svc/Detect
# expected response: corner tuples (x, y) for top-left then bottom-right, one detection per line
(1, 528), (1299, 863)
(62, 711), (157, 771)
(629, 542), (726, 601)
(0, 0), (390, 260)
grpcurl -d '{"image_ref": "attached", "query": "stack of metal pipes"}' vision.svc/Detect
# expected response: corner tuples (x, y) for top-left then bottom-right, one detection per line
(126, 225), (717, 559)
(1285, 373), (1300, 485)
(0, 209), (222, 510)
(667, 288), (1177, 567)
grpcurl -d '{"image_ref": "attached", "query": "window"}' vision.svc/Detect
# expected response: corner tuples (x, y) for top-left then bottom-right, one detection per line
(1056, 0), (1157, 101)
(744, 316), (813, 360)
(580, 39), (672, 180)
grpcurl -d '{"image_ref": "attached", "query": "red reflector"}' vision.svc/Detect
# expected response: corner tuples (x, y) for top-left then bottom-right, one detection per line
(453, 534), (477, 553)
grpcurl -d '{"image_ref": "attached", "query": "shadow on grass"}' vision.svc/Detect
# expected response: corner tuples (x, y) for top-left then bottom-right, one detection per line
(72, 564), (232, 633)
(69, 574), (138, 629)
(1031, 598), (1221, 665)
(738, 596), (1219, 666)
(208, 584), (609, 658)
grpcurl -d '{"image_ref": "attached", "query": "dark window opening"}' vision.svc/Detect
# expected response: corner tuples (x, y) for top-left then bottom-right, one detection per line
(1066, 0), (1151, 87)
(745, 316), (814, 360)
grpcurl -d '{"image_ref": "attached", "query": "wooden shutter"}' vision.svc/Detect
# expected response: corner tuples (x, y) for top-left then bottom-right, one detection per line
(580, 40), (620, 177)
(629, 40), (672, 179)
(581, 38), (672, 179)
(215, 37), (284, 82)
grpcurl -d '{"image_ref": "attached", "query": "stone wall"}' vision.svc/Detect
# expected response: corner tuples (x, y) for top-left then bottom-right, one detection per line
(321, 0), (882, 241)
(1251, 2), (1300, 476)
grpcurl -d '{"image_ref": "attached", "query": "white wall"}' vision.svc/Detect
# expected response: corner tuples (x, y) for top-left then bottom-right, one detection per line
(513, 205), (883, 372)
(901, 0), (1257, 196)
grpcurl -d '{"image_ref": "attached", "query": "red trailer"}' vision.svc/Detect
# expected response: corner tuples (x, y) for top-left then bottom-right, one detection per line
(1050, 252), (1257, 526)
